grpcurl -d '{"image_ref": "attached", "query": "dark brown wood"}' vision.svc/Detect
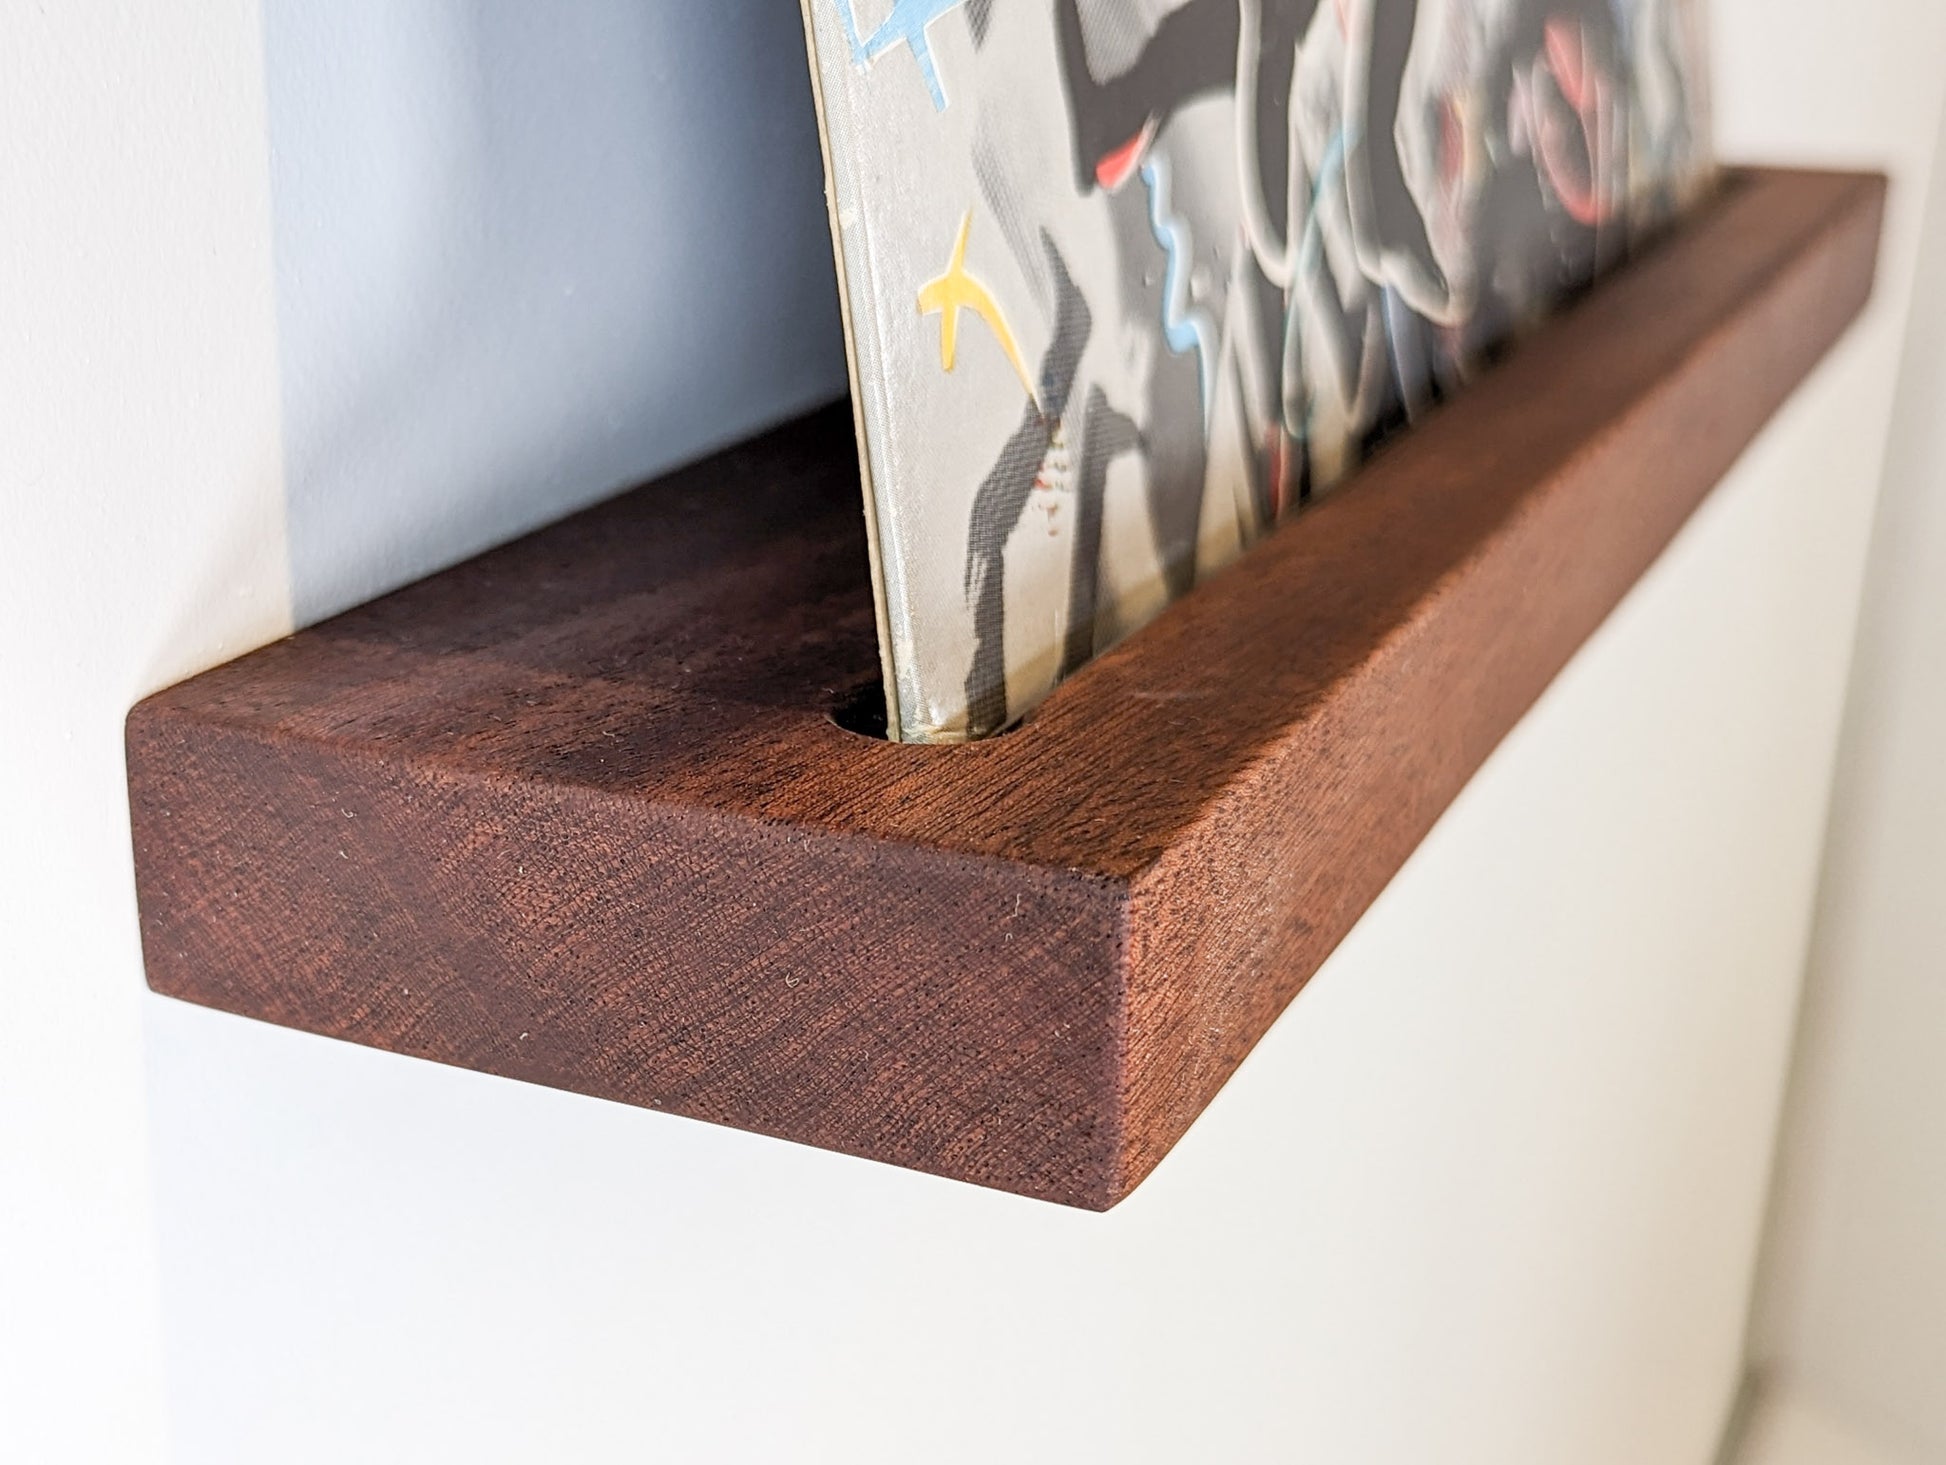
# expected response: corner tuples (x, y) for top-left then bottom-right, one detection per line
(128, 168), (1885, 1209)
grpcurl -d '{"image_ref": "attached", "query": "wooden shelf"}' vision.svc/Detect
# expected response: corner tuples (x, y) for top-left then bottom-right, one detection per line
(128, 167), (1884, 1210)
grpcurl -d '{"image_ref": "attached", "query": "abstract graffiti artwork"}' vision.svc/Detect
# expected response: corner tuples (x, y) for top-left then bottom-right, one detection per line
(798, 0), (1714, 741)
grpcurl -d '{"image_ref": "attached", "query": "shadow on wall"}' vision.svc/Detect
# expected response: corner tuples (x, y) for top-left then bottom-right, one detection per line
(264, 0), (848, 625)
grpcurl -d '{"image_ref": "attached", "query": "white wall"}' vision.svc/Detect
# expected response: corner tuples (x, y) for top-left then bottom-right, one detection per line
(2, 9), (286, 1460)
(1743, 58), (1946, 1465)
(259, 0), (844, 624)
(2, 5), (1941, 1463)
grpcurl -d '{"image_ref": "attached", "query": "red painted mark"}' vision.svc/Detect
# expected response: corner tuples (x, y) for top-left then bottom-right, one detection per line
(1439, 95), (1466, 192)
(1538, 15), (1612, 226)
(1543, 17), (1593, 112)
(1095, 121), (1154, 193)
(1266, 426), (1291, 520)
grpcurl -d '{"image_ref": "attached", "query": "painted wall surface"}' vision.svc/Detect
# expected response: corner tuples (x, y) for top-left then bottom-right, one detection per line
(260, 0), (847, 623)
(1, 4), (1940, 1463)
(1746, 73), (1946, 1465)
(1, 8), (286, 1460)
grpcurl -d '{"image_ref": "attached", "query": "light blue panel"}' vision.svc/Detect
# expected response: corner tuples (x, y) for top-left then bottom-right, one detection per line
(263, 1), (848, 622)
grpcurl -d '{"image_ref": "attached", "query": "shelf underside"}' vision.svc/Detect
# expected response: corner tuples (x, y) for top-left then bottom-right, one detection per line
(129, 167), (1884, 1209)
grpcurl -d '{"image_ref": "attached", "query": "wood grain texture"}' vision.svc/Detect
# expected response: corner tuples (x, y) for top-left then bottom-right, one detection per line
(128, 168), (1884, 1209)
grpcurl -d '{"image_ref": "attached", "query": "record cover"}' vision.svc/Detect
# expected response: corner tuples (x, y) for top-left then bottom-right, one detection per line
(798, 0), (1713, 741)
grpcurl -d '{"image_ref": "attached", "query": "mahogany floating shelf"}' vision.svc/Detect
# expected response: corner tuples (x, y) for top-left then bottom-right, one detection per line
(128, 168), (1884, 1209)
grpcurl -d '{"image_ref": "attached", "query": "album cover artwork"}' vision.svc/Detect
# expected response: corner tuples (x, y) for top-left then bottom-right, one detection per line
(798, 0), (1713, 741)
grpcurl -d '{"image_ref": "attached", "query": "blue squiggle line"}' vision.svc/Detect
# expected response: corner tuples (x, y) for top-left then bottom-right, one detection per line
(1297, 129), (1351, 280)
(1296, 129), (1352, 444)
(1139, 156), (1216, 431)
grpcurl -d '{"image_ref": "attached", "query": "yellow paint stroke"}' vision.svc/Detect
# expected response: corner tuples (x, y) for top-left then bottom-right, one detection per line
(917, 209), (1039, 407)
